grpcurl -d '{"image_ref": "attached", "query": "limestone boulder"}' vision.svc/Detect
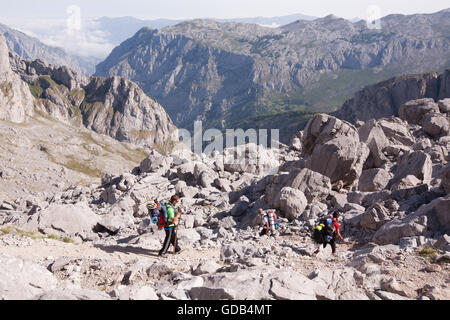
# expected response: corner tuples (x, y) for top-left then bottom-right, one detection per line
(278, 187), (308, 221)
(358, 120), (390, 168)
(422, 113), (450, 138)
(301, 115), (369, 187)
(0, 254), (58, 300)
(359, 168), (392, 192)
(388, 151), (432, 189)
(307, 136), (369, 188)
(441, 163), (450, 194)
(360, 203), (393, 231)
(378, 118), (415, 146)
(283, 168), (332, 203)
(437, 99), (450, 114)
(373, 196), (450, 245)
(399, 98), (440, 125)
(139, 150), (173, 173)
(33, 202), (100, 236)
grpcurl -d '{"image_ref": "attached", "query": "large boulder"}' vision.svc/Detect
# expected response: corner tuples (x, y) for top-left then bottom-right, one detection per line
(269, 269), (329, 300)
(176, 162), (196, 185)
(282, 168), (332, 203)
(378, 118), (415, 146)
(387, 151), (432, 189)
(302, 114), (369, 188)
(139, 150), (173, 173)
(422, 113), (450, 138)
(278, 187), (308, 221)
(194, 162), (219, 188)
(190, 266), (329, 300)
(358, 120), (390, 168)
(359, 203), (393, 231)
(230, 196), (250, 217)
(438, 99), (450, 114)
(302, 114), (360, 154)
(307, 137), (370, 188)
(30, 202), (100, 235)
(97, 215), (134, 234)
(441, 163), (450, 194)
(373, 196), (450, 245)
(0, 254), (58, 299)
(399, 99), (440, 125)
(359, 168), (392, 192)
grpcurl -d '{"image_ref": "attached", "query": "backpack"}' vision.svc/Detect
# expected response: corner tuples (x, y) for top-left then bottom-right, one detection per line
(266, 210), (279, 229)
(313, 217), (336, 243)
(148, 201), (168, 229)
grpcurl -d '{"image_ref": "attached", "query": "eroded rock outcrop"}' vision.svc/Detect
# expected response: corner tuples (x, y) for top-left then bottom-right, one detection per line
(302, 114), (369, 188)
(0, 34), (35, 123)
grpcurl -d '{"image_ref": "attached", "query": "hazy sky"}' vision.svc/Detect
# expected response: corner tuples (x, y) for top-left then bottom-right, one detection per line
(1, 0), (449, 21)
(1, 0), (448, 58)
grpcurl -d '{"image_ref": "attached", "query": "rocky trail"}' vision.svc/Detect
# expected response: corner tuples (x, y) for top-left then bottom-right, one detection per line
(0, 228), (448, 300)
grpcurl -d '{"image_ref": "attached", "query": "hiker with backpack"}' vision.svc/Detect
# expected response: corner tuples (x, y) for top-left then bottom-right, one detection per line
(147, 194), (183, 257)
(312, 211), (344, 257)
(257, 208), (279, 237)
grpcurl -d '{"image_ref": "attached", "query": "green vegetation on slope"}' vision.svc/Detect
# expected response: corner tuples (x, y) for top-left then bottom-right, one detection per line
(27, 83), (43, 98)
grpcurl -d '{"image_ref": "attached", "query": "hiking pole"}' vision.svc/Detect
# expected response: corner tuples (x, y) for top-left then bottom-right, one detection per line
(173, 208), (183, 255)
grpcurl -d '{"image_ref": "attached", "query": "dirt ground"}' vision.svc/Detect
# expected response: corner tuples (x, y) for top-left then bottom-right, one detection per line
(0, 232), (449, 299)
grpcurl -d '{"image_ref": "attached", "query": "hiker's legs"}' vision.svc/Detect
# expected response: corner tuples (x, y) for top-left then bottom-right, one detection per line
(313, 242), (324, 255)
(170, 228), (181, 252)
(159, 228), (173, 255)
(260, 227), (267, 236)
(330, 239), (336, 255)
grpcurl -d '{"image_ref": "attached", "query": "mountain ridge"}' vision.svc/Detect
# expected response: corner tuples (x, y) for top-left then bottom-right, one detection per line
(95, 9), (450, 142)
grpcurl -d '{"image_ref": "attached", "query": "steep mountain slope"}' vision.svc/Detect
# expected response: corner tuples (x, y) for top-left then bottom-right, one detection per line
(0, 23), (99, 75)
(95, 10), (450, 141)
(0, 32), (176, 201)
(335, 70), (450, 123)
(0, 34), (34, 123)
(8, 51), (176, 151)
(0, 115), (148, 202)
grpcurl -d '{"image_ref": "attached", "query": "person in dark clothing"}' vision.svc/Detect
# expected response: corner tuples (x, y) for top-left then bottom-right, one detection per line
(158, 195), (182, 257)
(313, 211), (344, 257)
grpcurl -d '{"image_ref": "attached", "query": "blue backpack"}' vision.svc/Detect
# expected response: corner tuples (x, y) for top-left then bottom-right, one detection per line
(147, 201), (168, 229)
(321, 217), (336, 242)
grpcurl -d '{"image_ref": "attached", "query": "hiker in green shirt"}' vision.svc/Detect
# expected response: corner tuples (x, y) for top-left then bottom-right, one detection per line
(158, 194), (182, 256)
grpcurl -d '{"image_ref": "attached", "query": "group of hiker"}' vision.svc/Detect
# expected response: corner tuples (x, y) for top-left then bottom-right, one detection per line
(257, 208), (344, 256)
(147, 195), (345, 258)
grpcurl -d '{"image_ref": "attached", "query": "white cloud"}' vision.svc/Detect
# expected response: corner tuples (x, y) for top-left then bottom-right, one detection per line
(10, 18), (115, 58)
